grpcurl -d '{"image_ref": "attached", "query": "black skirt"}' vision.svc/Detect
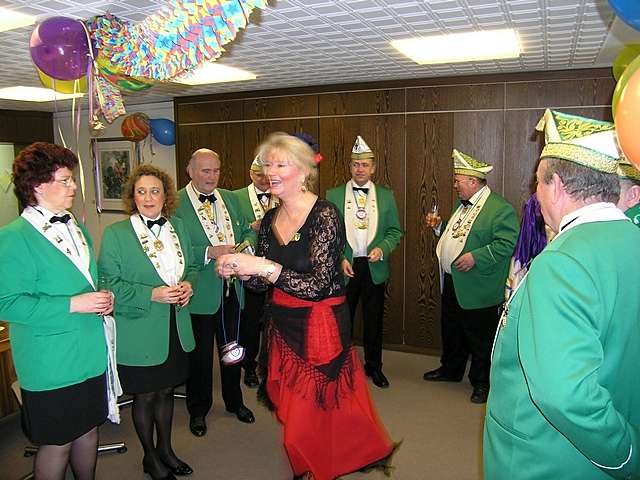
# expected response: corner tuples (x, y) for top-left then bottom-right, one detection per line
(21, 372), (108, 446)
(118, 305), (189, 394)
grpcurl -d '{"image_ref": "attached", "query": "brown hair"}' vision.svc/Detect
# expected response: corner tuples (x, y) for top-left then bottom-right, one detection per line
(122, 164), (178, 217)
(12, 142), (79, 211)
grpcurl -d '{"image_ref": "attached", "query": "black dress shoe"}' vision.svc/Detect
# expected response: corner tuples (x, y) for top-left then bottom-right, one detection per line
(143, 456), (177, 480)
(189, 416), (207, 437)
(470, 385), (489, 404)
(226, 404), (255, 423)
(161, 459), (193, 476)
(370, 369), (390, 388)
(423, 367), (462, 382)
(243, 369), (259, 388)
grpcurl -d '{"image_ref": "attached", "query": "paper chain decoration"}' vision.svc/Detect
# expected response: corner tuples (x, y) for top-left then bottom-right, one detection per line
(89, 0), (268, 82)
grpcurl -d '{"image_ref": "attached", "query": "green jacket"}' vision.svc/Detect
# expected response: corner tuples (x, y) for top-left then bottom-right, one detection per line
(326, 183), (403, 285)
(442, 192), (518, 309)
(174, 187), (256, 314)
(233, 186), (257, 222)
(484, 219), (640, 479)
(98, 217), (197, 367)
(0, 217), (106, 391)
(625, 203), (640, 226)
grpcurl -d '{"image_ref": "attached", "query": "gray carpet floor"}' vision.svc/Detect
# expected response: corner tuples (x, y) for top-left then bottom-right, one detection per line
(0, 350), (485, 480)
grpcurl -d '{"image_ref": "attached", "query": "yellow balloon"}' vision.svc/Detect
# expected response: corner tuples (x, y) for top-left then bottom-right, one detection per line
(38, 68), (87, 94)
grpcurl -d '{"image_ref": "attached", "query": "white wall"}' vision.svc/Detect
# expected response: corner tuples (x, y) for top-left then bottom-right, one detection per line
(54, 102), (176, 252)
(0, 143), (18, 227)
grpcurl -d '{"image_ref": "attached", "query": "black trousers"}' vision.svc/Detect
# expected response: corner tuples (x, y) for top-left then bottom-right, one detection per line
(439, 273), (500, 387)
(186, 288), (243, 418)
(240, 287), (265, 372)
(346, 257), (386, 372)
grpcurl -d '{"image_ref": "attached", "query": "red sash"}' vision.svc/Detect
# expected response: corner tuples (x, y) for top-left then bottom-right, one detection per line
(272, 288), (345, 366)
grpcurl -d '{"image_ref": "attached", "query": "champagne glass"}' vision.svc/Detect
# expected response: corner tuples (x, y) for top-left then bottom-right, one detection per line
(426, 202), (441, 228)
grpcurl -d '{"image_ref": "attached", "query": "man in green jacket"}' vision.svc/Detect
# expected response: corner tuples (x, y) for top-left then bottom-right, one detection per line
(616, 157), (640, 226)
(174, 148), (256, 437)
(484, 109), (640, 479)
(326, 135), (403, 389)
(232, 156), (278, 388)
(423, 149), (518, 404)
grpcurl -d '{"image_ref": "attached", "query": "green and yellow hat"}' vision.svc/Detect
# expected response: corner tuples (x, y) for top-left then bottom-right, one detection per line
(617, 156), (640, 182)
(351, 135), (374, 160)
(535, 109), (620, 174)
(452, 149), (493, 179)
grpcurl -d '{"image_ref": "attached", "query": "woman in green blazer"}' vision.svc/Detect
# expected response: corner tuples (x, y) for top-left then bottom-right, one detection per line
(0, 143), (113, 480)
(98, 165), (197, 480)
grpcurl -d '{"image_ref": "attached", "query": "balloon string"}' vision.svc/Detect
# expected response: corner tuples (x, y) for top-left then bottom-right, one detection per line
(72, 84), (87, 223)
(92, 138), (103, 213)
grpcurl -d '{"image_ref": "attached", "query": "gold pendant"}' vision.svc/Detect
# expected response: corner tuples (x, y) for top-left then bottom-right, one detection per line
(154, 239), (164, 251)
(217, 232), (225, 242)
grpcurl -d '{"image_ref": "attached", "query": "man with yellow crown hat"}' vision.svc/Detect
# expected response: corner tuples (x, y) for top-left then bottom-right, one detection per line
(423, 149), (518, 403)
(326, 135), (403, 388)
(233, 154), (279, 388)
(484, 109), (640, 479)
(616, 156), (640, 226)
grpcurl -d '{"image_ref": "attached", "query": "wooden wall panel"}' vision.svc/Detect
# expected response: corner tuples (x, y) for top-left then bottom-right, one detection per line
(406, 84), (504, 112)
(243, 95), (318, 120)
(176, 99), (243, 124)
(320, 115), (405, 346)
(176, 123), (244, 190)
(506, 78), (615, 109)
(404, 113), (454, 350)
(319, 89), (404, 116)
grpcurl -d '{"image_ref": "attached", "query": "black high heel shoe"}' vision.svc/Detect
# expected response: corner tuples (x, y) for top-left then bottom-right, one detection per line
(157, 451), (193, 476)
(143, 456), (177, 480)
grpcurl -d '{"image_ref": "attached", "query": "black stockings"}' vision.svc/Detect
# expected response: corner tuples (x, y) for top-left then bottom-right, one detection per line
(33, 427), (98, 480)
(132, 387), (180, 477)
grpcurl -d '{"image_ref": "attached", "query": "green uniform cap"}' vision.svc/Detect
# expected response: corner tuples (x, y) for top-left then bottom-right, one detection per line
(452, 149), (493, 179)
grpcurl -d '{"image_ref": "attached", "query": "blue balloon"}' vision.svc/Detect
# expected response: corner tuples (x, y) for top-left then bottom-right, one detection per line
(609, 0), (640, 30)
(149, 118), (175, 146)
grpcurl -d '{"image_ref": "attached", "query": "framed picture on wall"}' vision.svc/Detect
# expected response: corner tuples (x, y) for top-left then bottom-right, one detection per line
(95, 138), (137, 212)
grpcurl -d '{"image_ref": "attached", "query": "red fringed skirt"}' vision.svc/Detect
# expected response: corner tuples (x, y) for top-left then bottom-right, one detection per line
(265, 289), (393, 480)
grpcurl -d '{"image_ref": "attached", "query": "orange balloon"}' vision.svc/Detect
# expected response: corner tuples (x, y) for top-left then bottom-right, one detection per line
(615, 67), (640, 169)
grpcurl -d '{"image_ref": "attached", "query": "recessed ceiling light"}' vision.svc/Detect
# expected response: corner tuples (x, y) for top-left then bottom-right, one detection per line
(0, 86), (84, 102)
(391, 29), (521, 65)
(0, 8), (35, 32)
(173, 63), (257, 85)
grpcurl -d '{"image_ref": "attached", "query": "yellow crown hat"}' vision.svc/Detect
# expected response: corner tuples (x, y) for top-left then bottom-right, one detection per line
(452, 149), (493, 179)
(351, 135), (374, 160)
(617, 156), (640, 182)
(535, 109), (620, 173)
(250, 154), (263, 173)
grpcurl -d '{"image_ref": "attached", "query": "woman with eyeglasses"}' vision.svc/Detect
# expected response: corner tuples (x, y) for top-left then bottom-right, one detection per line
(98, 164), (197, 480)
(0, 142), (113, 480)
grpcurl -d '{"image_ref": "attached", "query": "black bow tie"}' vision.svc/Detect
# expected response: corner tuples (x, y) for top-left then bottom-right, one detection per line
(353, 187), (369, 194)
(146, 217), (167, 229)
(257, 192), (271, 201)
(50, 214), (71, 224)
(461, 199), (472, 207)
(199, 193), (217, 204)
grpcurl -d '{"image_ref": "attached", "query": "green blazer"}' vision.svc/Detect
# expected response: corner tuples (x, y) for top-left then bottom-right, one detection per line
(0, 217), (106, 391)
(625, 203), (640, 226)
(174, 187), (256, 314)
(484, 220), (640, 479)
(442, 192), (518, 309)
(326, 183), (403, 285)
(233, 185), (259, 222)
(98, 217), (197, 367)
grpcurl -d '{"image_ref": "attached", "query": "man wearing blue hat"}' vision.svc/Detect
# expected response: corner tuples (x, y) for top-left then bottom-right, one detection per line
(484, 110), (640, 479)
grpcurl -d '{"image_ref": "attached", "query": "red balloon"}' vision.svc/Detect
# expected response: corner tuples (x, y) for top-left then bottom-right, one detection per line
(121, 113), (150, 142)
(615, 67), (640, 169)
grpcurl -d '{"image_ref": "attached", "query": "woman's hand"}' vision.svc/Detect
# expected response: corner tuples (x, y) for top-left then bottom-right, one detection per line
(176, 281), (193, 307)
(216, 253), (256, 278)
(151, 285), (182, 304)
(70, 291), (114, 315)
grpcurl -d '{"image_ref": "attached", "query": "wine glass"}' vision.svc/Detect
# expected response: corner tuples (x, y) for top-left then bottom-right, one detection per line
(426, 202), (441, 228)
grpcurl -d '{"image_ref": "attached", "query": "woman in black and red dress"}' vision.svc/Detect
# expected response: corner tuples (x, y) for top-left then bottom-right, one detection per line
(217, 133), (393, 480)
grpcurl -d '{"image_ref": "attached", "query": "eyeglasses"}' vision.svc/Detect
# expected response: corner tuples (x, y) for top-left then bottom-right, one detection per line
(351, 162), (373, 168)
(53, 176), (77, 187)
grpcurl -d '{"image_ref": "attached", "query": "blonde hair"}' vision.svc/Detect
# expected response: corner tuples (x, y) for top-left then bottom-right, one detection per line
(256, 132), (318, 191)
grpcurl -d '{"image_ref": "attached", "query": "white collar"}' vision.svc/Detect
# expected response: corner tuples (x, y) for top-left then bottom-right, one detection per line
(34, 205), (70, 220)
(559, 202), (625, 231)
(253, 184), (269, 195)
(191, 183), (216, 198)
(351, 180), (372, 190)
(467, 185), (488, 205)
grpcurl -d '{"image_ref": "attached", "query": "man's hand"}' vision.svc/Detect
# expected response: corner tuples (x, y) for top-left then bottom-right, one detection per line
(207, 244), (235, 260)
(368, 247), (384, 263)
(341, 259), (354, 278)
(454, 252), (475, 272)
